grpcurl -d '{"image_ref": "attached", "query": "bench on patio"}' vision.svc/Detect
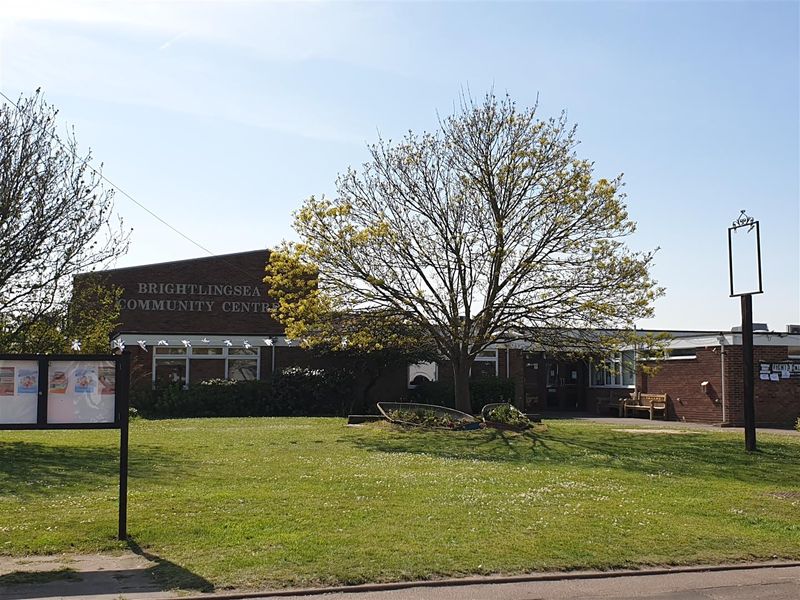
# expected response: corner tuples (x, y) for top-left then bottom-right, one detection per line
(623, 392), (668, 420)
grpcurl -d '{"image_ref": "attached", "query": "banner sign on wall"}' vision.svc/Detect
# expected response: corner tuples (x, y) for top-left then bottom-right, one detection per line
(759, 361), (800, 381)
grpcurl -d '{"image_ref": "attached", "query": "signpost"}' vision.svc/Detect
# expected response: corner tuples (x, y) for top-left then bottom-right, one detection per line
(728, 211), (763, 452)
(0, 353), (130, 539)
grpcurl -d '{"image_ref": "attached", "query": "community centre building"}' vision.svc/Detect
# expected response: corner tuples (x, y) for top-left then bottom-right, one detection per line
(87, 249), (800, 428)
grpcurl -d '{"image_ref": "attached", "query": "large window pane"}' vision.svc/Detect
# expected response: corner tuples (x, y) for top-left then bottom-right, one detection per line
(622, 351), (636, 386)
(228, 359), (258, 381)
(155, 359), (186, 386)
(471, 361), (496, 378)
(591, 365), (606, 387)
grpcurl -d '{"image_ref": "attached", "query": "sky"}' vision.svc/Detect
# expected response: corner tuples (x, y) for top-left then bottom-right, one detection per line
(1, 0), (798, 332)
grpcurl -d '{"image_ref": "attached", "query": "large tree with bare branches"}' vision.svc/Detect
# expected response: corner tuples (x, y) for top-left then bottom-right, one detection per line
(0, 90), (129, 352)
(277, 93), (662, 413)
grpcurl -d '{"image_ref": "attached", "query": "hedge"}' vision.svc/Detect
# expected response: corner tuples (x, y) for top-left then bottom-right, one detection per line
(406, 376), (515, 414)
(130, 367), (354, 419)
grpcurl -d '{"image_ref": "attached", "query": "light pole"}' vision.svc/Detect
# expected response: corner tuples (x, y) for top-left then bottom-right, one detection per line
(727, 210), (763, 452)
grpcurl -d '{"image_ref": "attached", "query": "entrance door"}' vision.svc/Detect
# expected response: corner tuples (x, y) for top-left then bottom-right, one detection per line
(546, 360), (587, 411)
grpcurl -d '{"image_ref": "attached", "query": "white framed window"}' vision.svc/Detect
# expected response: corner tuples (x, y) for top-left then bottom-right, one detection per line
(152, 346), (260, 386)
(472, 349), (498, 377)
(666, 347), (697, 360)
(590, 350), (636, 388)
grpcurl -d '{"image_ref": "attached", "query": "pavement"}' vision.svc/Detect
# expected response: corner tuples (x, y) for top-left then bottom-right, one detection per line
(1, 559), (800, 600)
(544, 414), (800, 437)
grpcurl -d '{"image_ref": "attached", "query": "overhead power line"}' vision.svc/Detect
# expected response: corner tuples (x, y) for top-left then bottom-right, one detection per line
(0, 89), (269, 285)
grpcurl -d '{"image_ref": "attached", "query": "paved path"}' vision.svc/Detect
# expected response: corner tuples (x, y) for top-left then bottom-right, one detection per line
(545, 414), (800, 437)
(2, 563), (799, 600)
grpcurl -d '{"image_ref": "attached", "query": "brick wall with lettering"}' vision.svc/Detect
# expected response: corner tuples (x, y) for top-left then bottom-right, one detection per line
(724, 346), (800, 427)
(82, 250), (283, 335)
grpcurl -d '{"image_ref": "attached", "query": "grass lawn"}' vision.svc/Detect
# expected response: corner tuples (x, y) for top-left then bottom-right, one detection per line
(1, 418), (799, 592)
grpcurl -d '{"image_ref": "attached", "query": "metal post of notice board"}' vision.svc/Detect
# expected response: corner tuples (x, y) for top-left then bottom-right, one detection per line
(0, 352), (131, 540)
(117, 352), (130, 540)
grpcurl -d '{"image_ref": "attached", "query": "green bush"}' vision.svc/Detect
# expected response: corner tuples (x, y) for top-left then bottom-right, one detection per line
(269, 367), (354, 417)
(405, 376), (516, 414)
(129, 367), (355, 419)
(406, 380), (455, 408)
(469, 377), (515, 412)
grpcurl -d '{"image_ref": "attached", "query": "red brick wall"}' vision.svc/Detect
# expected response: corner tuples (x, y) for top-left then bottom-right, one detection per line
(643, 346), (800, 427)
(723, 346), (800, 427)
(642, 348), (723, 423)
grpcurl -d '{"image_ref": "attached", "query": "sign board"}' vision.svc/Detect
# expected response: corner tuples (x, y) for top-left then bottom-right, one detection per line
(0, 355), (126, 428)
(728, 213), (763, 297)
(47, 360), (116, 424)
(0, 354), (130, 539)
(759, 361), (800, 381)
(0, 360), (39, 424)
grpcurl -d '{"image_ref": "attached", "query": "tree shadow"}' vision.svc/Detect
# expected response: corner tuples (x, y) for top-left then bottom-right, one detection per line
(0, 539), (213, 599)
(0, 439), (197, 499)
(345, 425), (545, 464)
(345, 423), (800, 488)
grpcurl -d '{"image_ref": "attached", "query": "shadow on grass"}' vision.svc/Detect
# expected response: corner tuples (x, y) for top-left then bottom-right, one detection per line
(0, 440), (197, 498)
(346, 422), (800, 487)
(127, 538), (215, 593)
(346, 426), (544, 463)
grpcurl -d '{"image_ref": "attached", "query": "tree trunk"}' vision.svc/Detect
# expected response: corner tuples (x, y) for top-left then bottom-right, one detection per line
(453, 358), (472, 414)
(349, 366), (380, 415)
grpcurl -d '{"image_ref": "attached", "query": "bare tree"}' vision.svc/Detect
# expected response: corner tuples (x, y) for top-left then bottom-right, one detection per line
(0, 90), (129, 351)
(290, 93), (663, 413)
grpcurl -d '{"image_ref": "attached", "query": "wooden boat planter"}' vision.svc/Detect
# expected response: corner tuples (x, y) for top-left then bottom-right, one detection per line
(377, 402), (481, 431)
(481, 403), (532, 431)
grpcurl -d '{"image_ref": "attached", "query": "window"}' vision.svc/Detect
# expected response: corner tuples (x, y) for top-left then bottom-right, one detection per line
(472, 349), (498, 377)
(666, 347), (697, 360)
(152, 346), (260, 386)
(590, 350), (636, 388)
(787, 346), (800, 359)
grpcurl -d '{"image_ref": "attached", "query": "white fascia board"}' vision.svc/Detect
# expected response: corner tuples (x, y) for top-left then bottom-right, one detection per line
(663, 333), (800, 349)
(113, 333), (293, 348)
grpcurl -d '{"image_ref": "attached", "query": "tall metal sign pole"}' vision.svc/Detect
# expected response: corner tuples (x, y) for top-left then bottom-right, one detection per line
(728, 210), (763, 452)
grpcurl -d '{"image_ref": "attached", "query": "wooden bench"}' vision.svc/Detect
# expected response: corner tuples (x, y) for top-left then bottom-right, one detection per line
(623, 392), (668, 420)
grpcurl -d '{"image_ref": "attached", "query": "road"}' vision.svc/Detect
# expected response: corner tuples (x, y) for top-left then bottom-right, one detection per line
(264, 565), (800, 600)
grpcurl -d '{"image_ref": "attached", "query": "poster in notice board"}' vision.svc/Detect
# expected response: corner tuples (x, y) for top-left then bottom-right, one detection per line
(0, 360), (39, 424)
(47, 360), (116, 424)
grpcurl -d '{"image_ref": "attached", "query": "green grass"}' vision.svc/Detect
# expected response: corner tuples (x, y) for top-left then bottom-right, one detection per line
(1, 418), (799, 591)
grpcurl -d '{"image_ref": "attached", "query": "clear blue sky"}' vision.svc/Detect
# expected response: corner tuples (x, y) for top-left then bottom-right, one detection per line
(1, 1), (797, 331)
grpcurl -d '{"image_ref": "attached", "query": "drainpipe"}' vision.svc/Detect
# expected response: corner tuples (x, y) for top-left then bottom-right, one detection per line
(718, 335), (727, 424)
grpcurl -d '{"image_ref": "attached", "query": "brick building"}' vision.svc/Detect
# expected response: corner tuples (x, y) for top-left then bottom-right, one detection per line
(87, 249), (800, 427)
